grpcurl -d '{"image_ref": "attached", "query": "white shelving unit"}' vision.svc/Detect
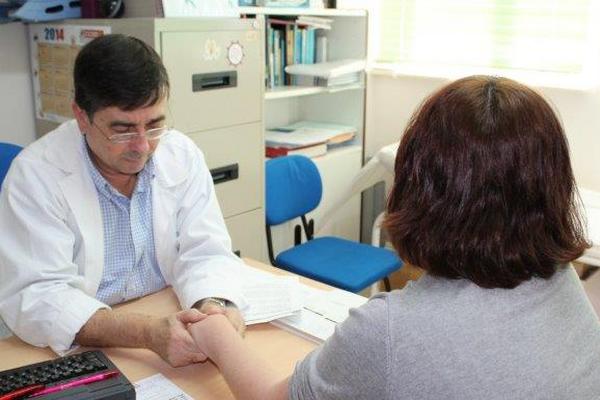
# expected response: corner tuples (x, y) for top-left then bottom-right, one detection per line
(264, 82), (364, 100)
(240, 7), (369, 256)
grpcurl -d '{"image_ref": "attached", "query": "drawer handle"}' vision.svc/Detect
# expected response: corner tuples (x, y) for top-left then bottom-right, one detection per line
(192, 71), (238, 92)
(210, 163), (239, 185)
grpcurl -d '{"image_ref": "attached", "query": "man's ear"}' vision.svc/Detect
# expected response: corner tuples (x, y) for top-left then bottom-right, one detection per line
(72, 102), (91, 135)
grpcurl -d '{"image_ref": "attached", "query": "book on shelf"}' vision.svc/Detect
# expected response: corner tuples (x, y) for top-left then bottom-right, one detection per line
(266, 142), (328, 158)
(266, 16), (330, 88)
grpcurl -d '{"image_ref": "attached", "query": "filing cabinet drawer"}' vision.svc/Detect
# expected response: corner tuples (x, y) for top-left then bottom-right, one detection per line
(225, 208), (265, 261)
(161, 27), (262, 133)
(188, 122), (263, 218)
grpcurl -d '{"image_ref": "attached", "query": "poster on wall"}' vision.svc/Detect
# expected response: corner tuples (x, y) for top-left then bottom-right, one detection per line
(29, 25), (111, 123)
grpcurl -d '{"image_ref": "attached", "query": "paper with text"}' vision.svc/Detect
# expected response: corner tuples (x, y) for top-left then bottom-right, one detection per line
(134, 373), (193, 400)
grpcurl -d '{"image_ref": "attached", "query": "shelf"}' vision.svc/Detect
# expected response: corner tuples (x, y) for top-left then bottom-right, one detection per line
(265, 83), (364, 100)
(238, 7), (366, 17)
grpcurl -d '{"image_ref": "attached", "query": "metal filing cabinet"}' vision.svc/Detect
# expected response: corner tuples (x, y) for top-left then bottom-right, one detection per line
(29, 18), (265, 260)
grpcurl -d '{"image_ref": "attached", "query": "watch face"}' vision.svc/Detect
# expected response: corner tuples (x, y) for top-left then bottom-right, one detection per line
(227, 42), (244, 66)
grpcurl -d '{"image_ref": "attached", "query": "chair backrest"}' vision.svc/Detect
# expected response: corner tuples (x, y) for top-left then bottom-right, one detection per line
(0, 142), (23, 189)
(265, 155), (323, 226)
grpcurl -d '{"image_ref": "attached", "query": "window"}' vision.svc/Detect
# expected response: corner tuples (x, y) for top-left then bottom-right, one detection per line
(372, 0), (598, 87)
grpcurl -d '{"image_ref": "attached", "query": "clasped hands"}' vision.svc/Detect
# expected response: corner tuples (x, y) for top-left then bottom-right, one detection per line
(148, 302), (243, 367)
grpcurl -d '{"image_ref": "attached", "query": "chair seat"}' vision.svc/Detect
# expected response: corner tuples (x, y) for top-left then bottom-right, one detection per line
(275, 236), (402, 293)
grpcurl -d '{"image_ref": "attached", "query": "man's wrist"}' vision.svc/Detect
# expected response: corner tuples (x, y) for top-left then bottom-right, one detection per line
(194, 297), (235, 310)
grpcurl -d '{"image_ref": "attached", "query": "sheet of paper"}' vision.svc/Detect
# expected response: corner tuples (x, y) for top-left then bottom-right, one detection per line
(134, 373), (193, 400)
(273, 308), (337, 343)
(243, 276), (303, 324)
(303, 286), (367, 323)
(272, 284), (368, 342)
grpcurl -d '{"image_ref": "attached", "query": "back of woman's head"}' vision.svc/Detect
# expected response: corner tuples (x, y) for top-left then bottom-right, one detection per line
(384, 75), (589, 289)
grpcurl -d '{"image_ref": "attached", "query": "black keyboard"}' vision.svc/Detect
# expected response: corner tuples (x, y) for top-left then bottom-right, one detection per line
(0, 350), (135, 399)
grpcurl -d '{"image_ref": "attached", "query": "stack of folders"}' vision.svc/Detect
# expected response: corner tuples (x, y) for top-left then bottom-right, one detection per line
(265, 120), (357, 158)
(285, 59), (366, 88)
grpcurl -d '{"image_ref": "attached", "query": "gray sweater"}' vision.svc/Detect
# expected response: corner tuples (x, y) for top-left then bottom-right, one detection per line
(290, 266), (600, 399)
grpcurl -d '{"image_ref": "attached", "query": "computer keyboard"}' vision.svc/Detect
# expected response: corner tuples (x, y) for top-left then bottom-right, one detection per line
(0, 350), (135, 399)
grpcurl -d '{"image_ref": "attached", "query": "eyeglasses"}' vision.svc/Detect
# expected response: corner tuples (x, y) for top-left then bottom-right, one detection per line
(93, 122), (170, 144)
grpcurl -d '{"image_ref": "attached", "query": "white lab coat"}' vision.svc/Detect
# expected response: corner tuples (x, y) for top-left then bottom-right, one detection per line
(0, 120), (247, 354)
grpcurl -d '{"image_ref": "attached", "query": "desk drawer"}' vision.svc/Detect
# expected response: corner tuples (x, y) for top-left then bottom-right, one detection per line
(188, 122), (263, 218)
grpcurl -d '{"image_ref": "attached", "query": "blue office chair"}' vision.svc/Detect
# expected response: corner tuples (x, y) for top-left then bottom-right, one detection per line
(265, 155), (403, 293)
(0, 142), (23, 189)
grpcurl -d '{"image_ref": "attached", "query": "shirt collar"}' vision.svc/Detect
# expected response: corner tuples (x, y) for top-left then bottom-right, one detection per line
(81, 135), (155, 198)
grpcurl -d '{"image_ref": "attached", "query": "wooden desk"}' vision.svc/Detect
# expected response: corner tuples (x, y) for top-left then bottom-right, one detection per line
(0, 259), (327, 399)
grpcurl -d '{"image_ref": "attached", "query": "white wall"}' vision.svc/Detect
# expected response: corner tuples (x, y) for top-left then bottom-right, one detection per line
(365, 73), (600, 192)
(0, 22), (36, 146)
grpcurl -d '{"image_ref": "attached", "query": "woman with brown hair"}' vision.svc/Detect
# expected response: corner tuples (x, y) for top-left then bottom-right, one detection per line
(187, 76), (600, 399)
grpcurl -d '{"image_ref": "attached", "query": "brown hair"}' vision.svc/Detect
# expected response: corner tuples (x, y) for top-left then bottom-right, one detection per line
(384, 75), (589, 289)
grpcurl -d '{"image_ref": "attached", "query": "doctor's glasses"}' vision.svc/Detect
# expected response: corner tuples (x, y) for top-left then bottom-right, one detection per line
(92, 121), (171, 144)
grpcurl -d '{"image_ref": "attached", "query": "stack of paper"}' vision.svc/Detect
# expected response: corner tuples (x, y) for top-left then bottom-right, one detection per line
(240, 267), (304, 324)
(285, 59), (366, 79)
(266, 121), (356, 148)
(297, 16), (333, 30)
(272, 284), (367, 343)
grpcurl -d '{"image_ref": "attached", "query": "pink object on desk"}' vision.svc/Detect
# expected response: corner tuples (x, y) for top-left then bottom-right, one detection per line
(30, 370), (119, 397)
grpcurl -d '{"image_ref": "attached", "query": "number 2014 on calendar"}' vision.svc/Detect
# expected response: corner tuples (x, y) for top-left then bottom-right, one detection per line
(44, 27), (65, 42)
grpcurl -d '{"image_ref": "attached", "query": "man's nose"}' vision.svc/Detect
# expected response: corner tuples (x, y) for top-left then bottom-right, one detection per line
(128, 133), (150, 153)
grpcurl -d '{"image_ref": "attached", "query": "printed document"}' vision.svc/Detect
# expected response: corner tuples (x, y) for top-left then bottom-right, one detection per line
(134, 373), (193, 400)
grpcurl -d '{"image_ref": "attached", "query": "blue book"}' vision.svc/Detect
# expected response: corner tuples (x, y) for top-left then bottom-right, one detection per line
(294, 25), (302, 65)
(307, 28), (316, 64)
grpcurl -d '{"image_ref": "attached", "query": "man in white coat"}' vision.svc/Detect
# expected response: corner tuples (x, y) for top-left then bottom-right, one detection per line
(0, 34), (247, 366)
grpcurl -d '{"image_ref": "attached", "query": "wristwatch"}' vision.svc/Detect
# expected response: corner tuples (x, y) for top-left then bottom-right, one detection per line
(200, 297), (232, 309)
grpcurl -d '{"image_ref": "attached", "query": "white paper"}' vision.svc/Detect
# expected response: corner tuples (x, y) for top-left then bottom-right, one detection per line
(134, 374), (193, 400)
(272, 284), (367, 342)
(243, 276), (303, 324)
(272, 308), (336, 343)
(239, 267), (304, 325)
(285, 59), (366, 79)
(266, 121), (356, 148)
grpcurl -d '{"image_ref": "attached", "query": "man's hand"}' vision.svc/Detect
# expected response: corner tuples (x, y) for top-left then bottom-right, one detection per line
(146, 309), (208, 367)
(195, 299), (246, 337)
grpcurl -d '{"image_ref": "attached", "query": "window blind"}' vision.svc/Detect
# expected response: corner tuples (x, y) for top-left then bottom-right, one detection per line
(375, 0), (593, 75)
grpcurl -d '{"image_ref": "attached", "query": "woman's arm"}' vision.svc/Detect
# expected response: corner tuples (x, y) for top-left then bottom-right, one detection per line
(188, 314), (289, 400)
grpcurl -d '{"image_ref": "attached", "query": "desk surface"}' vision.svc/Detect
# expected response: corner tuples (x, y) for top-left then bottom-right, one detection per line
(0, 259), (329, 399)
